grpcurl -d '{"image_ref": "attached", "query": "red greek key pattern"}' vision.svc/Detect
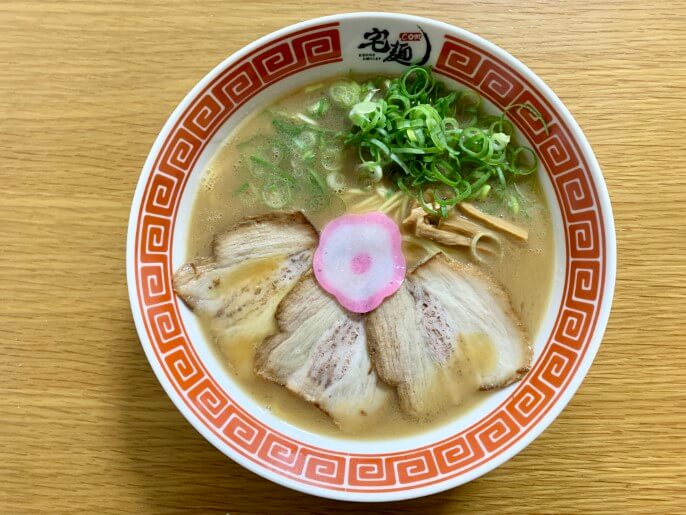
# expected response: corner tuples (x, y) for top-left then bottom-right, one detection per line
(435, 36), (583, 179)
(538, 343), (578, 389)
(163, 345), (204, 390)
(300, 450), (346, 486)
(184, 94), (225, 139)
(348, 457), (392, 487)
(293, 28), (341, 64)
(435, 39), (484, 82)
(211, 61), (260, 106)
(222, 405), (267, 453)
(538, 124), (580, 175)
(146, 302), (181, 347)
(391, 451), (439, 483)
(505, 384), (548, 427)
(257, 434), (303, 474)
(133, 25), (606, 494)
(139, 215), (170, 263)
(187, 378), (231, 426)
(480, 63), (524, 106)
(140, 263), (170, 306)
(474, 411), (520, 453)
(433, 433), (485, 474)
(159, 127), (203, 176)
(508, 90), (553, 142)
(145, 169), (184, 217)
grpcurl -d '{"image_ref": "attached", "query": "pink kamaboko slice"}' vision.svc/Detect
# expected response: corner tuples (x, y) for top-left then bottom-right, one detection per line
(313, 212), (406, 313)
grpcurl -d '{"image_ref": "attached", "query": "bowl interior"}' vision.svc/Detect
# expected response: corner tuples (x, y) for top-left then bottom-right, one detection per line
(128, 12), (614, 501)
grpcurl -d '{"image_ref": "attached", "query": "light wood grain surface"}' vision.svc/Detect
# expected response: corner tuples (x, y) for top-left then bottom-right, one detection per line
(2, 1), (685, 513)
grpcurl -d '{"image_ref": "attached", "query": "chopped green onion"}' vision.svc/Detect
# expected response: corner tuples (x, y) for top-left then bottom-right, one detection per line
(320, 146), (343, 171)
(233, 182), (250, 195)
(492, 132), (511, 152)
(340, 65), (545, 217)
(307, 168), (328, 194)
(241, 109), (348, 214)
(506, 194), (520, 215)
(272, 118), (302, 137)
(234, 182), (258, 206)
(356, 162), (383, 183)
(329, 81), (361, 108)
(248, 156), (275, 179)
(504, 103), (550, 135)
(261, 177), (292, 209)
(509, 146), (538, 175)
(290, 156), (307, 177)
(349, 100), (382, 130)
(307, 97), (330, 118)
(294, 130), (318, 150)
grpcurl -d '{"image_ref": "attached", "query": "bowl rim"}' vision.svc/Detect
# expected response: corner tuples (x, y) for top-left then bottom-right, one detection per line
(127, 11), (616, 502)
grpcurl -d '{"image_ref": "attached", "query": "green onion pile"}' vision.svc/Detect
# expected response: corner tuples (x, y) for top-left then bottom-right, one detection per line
(232, 66), (544, 218)
(233, 110), (344, 213)
(342, 66), (546, 217)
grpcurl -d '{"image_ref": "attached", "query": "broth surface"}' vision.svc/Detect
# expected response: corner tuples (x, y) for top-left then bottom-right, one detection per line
(185, 77), (555, 439)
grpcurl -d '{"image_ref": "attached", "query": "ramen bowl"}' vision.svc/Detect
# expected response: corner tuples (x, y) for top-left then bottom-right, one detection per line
(126, 12), (616, 501)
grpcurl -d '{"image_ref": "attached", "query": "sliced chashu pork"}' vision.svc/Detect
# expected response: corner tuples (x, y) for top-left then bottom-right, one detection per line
(367, 253), (530, 417)
(173, 212), (318, 346)
(255, 275), (392, 431)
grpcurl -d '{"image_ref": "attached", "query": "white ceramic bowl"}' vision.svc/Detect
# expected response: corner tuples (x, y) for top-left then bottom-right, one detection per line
(127, 12), (616, 501)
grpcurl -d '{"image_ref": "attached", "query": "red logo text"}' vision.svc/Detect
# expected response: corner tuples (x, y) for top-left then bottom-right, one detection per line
(399, 32), (422, 42)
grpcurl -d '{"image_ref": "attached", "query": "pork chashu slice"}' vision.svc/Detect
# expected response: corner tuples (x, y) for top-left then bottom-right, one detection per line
(367, 253), (531, 417)
(173, 212), (318, 345)
(255, 275), (392, 431)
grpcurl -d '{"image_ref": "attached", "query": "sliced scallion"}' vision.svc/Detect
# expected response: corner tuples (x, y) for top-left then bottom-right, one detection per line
(341, 65), (544, 217)
(329, 80), (361, 108)
(307, 97), (330, 118)
(261, 176), (292, 209)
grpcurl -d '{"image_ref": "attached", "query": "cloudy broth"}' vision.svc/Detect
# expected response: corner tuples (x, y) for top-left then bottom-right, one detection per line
(185, 77), (555, 438)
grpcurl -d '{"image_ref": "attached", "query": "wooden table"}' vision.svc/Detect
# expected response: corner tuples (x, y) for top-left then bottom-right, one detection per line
(2, 1), (685, 512)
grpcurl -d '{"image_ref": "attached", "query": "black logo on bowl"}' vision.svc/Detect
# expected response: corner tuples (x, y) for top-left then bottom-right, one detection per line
(357, 25), (431, 66)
